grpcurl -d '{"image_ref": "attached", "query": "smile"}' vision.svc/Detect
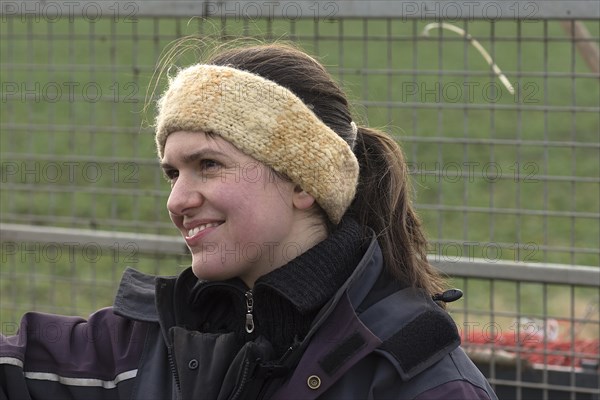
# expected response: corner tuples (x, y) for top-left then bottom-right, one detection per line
(187, 222), (222, 238)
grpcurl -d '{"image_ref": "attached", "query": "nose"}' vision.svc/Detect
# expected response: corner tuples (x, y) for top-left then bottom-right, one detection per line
(166, 174), (204, 217)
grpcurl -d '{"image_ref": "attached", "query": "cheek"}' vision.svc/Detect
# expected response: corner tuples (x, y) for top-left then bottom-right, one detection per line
(252, 198), (294, 238)
(223, 185), (293, 234)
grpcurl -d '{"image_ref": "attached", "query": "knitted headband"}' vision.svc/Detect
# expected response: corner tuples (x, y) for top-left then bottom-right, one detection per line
(155, 64), (359, 224)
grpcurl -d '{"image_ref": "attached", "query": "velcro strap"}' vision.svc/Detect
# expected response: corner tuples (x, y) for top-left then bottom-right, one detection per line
(379, 310), (460, 380)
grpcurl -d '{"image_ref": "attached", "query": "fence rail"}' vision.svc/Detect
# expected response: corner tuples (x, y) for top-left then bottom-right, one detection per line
(2, 222), (599, 287)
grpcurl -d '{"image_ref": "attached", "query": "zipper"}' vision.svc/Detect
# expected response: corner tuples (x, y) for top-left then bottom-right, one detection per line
(199, 281), (254, 334)
(245, 290), (255, 333)
(167, 347), (182, 399)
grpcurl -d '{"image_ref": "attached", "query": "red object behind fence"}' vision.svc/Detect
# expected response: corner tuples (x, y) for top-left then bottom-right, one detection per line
(461, 326), (599, 368)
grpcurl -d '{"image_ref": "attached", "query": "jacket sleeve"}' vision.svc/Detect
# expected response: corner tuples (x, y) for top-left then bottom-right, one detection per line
(0, 308), (149, 400)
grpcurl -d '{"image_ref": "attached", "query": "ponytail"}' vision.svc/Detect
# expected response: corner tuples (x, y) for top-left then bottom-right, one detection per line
(349, 126), (446, 297)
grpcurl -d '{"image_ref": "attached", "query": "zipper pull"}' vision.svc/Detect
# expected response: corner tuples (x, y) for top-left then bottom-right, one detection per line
(245, 290), (255, 333)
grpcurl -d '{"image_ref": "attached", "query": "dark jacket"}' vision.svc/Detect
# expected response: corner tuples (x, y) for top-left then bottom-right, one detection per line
(0, 229), (497, 400)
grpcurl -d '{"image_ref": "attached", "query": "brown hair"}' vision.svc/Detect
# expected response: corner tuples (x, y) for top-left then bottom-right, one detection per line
(156, 42), (446, 297)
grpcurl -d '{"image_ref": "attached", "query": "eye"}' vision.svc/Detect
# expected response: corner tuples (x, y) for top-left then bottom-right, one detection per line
(163, 169), (179, 182)
(199, 159), (221, 171)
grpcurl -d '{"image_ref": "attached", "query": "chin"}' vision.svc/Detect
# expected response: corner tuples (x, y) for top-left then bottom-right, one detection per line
(191, 260), (233, 282)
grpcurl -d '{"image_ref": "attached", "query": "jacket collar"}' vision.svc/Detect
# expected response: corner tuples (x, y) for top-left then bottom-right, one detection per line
(113, 267), (163, 323)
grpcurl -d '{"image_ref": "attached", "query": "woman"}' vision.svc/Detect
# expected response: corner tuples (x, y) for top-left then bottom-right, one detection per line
(0, 44), (497, 400)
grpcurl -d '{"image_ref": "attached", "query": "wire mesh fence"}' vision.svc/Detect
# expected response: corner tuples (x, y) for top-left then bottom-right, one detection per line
(1, 1), (599, 398)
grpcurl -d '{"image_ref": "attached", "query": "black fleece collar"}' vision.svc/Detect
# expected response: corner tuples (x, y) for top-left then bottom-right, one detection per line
(252, 217), (367, 313)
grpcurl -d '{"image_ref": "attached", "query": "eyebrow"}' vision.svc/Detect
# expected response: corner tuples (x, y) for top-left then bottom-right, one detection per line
(160, 149), (225, 170)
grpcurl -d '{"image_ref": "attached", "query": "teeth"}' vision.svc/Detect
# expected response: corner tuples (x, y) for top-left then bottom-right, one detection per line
(188, 222), (221, 237)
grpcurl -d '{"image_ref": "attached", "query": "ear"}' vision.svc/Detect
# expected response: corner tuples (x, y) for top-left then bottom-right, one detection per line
(292, 186), (316, 210)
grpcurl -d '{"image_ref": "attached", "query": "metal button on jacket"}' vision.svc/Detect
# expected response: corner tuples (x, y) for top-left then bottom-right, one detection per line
(188, 359), (199, 370)
(307, 375), (321, 390)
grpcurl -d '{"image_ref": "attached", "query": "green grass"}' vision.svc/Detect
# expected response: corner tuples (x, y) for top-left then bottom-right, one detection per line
(1, 17), (598, 335)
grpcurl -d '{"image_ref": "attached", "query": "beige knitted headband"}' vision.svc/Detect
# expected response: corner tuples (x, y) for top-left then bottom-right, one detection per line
(155, 64), (359, 224)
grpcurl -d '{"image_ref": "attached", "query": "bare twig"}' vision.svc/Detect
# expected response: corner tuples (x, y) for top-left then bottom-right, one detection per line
(421, 22), (515, 95)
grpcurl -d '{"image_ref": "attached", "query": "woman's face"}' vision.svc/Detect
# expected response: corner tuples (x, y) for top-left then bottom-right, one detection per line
(162, 131), (323, 287)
